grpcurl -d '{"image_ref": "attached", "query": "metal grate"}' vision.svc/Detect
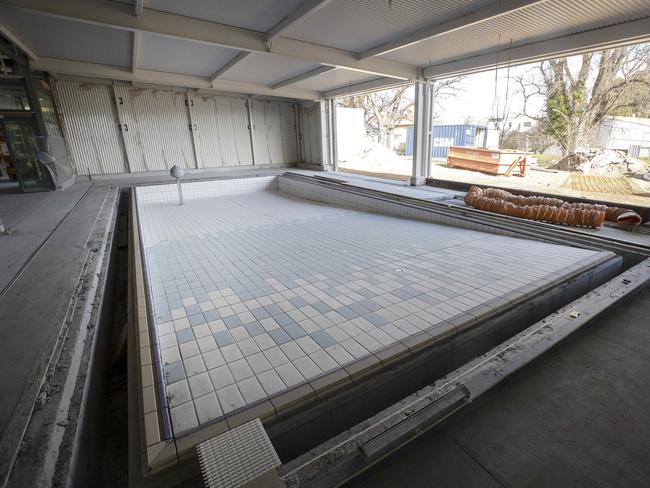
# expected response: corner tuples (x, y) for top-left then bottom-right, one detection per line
(196, 419), (281, 488)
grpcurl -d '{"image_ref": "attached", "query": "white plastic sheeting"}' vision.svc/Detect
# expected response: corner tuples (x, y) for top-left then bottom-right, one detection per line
(53, 79), (300, 175)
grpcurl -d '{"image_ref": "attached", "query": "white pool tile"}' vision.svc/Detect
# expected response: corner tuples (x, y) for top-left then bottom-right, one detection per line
(216, 384), (245, 414)
(194, 392), (223, 424)
(137, 178), (610, 436)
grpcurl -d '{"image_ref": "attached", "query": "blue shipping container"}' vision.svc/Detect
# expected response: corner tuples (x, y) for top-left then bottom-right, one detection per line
(405, 124), (487, 159)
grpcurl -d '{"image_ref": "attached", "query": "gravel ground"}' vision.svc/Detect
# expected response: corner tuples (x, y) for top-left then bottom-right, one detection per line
(339, 157), (650, 207)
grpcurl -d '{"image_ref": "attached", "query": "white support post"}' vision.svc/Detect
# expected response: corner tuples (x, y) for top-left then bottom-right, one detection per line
(410, 81), (433, 186)
(246, 96), (256, 165)
(318, 100), (332, 171)
(330, 99), (338, 171)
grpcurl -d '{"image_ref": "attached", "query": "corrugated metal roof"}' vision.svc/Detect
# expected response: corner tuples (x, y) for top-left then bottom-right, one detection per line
(0, 6), (132, 67)
(3, 0), (648, 97)
(383, 0), (650, 67)
(135, 0), (305, 33)
(292, 69), (376, 92)
(222, 52), (319, 86)
(282, 0), (498, 51)
(139, 33), (240, 77)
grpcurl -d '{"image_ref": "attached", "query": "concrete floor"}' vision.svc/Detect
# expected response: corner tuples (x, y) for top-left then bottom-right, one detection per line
(346, 285), (650, 488)
(0, 182), (92, 293)
(0, 181), (117, 482)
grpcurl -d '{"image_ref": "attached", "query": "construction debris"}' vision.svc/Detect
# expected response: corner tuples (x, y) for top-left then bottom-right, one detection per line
(556, 149), (645, 176)
(464, 186), (643, 228)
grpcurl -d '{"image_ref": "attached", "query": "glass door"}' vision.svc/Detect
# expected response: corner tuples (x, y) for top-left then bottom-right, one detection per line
(2, 117), (53, 192)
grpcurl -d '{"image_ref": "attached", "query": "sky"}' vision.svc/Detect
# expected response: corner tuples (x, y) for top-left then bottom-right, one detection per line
(434, 63), (544, 125)
(430, 52), (609, 125)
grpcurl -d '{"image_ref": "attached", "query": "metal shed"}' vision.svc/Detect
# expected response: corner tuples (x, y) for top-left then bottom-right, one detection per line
(405, 124), (487, 159)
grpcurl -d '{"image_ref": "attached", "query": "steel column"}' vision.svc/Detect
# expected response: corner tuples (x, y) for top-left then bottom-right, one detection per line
(410, 81), (433, 186)
(330, 99), (338, 171)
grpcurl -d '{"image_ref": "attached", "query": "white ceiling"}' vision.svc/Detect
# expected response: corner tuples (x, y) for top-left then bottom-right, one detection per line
(0, 0), (648, 100)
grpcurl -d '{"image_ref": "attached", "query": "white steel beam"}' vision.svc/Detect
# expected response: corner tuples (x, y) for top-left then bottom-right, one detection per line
(271, 66), (336, 90)
(0, 22), (37, 61)
(358, 0), (547, 59)
(424, 17), (650, 79)
(33, 57), (321, 100)
(210, 52), (250, 84)
(266, 0), (335, 43)
(131, 31), (140, 73)
(322, 77), (409, 99)
(134, 0), (143, 17)
(0, 0), (420, 80)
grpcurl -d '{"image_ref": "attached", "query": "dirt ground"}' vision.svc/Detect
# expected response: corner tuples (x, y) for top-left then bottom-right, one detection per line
(339, 157), (650, 207)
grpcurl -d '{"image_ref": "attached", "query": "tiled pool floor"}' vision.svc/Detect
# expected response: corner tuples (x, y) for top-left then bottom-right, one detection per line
(137, 188), (608, 436)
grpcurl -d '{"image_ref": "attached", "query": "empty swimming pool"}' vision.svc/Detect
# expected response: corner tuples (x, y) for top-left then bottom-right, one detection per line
(134, 175), (616, 451)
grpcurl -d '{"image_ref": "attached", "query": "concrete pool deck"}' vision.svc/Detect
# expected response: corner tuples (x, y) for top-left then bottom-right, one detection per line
(134, 176), (616, 456)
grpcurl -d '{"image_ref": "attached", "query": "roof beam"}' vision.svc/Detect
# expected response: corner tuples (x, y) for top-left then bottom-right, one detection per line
(34, 57), (321, 100)
(322, 77), (409, 99)
(271, 65), (336, 89)
(0, 22), (37, 61)
(358, 0), (547, 60)
(0, 0), (420, 80)
(423, 17), (650, 79)
(210, 52), (250, 85)
(266, 0), (335, 43)
(134, 0), (143, 17)
(131, 31), (140, 73)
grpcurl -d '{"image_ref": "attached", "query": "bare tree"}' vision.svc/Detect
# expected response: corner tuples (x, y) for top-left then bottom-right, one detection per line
(517, 43), (650, 156)
(340, 77), (463, 149)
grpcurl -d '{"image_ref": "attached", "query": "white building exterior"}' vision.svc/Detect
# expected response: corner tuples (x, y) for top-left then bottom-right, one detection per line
(596, 116), (650, 157)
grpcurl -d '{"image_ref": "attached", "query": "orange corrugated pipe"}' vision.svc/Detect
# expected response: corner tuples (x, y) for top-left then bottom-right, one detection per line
(464, 186), (642, 228)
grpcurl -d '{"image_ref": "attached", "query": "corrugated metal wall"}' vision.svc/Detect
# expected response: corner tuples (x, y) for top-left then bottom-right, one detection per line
(53, 80), (128, 175)
(250, 100), (299, 165)
(186, 93), (257, 168)
(217, 96), (254, 167)
(251, 100), (271, 165)
(187, 94), (215, 168)
(125, 87), (196, 170)
(298, 102), (323, 165)
(113, 85), (147, 172)
(405, 124), (487, 159)
(280, 102), (299, 164)
(52, 79), (299, 175)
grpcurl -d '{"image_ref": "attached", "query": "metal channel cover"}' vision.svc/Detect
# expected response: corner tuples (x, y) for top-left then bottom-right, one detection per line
(196, 418), (280, 488)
